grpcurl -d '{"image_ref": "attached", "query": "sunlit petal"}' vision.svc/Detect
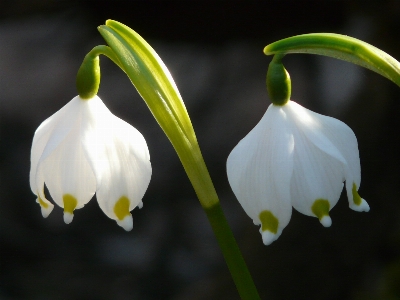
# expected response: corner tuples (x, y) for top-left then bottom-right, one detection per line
(80, 96), (151, 230)
(42, 124), (96, 223)
(29, 95), (151, 228)
(227, 100), (369, 245)
(227, 104), (294, 245)
(289, 125), (344, 226)
(286, 101), (369, 211)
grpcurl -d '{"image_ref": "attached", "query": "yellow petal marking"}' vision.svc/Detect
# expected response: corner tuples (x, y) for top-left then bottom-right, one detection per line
(311, 199), (330, 220)
(63, 194), (78, 214)
(352, 183), (362, 206)
(259, 210), (279, 234)
(38, 195), (49, 208)
(114, 196), (130, 221)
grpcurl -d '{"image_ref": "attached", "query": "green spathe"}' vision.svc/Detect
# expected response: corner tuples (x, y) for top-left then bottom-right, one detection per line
(267, 54), (291, 106)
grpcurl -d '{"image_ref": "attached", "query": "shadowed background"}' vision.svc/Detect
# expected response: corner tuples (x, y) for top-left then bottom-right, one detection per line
(1, 1), (400, 299)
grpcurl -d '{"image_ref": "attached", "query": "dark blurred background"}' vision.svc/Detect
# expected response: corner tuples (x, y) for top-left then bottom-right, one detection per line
(1, 1), (400, 299)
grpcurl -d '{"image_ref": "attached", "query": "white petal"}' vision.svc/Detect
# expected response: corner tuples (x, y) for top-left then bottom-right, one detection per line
(30, 96), (98, 219)
(30, 123), (52, 194)
(116, 216), (133, 231)
(261, 228), (283, 246)
(284, 101), (347, 165)
(80, 96), (151, 227)
(31, 96), (83, 208)
(63, 212), (74, 224)
(320, 216), (332, 227)
(37, 97), (83, 166)
(30, 96), (82, 194)
(227, 104), (294, 244)
(346, 181), (370, 212)
(33, 163), (54, 217)
(286, 101), (368, 211)
(303, 104), (361, 187)
(42, 121), (96, 222)
(288, 121), (344, 224)
(352, 198), (370, 212)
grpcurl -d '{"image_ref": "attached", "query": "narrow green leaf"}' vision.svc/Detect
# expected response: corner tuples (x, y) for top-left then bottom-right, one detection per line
(97, 20), (261, 298)
(264, 33), (400, 87)
(98, 20), (196, 148)
(98, 20), (216, 204)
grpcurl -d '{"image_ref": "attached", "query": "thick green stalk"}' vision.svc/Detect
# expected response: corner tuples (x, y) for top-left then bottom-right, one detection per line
(97, 20), (260, 299)
(206, 203), (260, 299)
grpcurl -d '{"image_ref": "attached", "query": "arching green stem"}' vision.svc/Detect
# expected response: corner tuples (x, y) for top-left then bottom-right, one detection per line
(88, 45), (124, 70)
(76, 45), (124, 99)
(264, 33), (400, 87)
(98, 20), (260, 299)
(267, 54), (291, 106)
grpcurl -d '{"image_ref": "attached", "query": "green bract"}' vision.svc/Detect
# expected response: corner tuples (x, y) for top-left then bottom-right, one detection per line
(264, 33), (400, 87)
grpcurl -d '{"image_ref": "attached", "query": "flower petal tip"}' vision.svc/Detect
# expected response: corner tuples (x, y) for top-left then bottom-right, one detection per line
(117, 215), (133, 231)
(138, 201), (143, 209)
(350, 198), (370, 212)
(63, 212), (74, 224)
(261, 229), (282, 246)
(319, 215), (332, 227)
(40, 204), (54, 218)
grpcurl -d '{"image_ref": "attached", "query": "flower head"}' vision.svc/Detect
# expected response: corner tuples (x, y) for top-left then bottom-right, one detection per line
(30, 95), (151, 231)
(227, 100), (369, 245)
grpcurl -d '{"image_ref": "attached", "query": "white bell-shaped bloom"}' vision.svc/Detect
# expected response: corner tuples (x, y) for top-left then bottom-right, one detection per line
(227, 100), (369, 245)
(30, 95), (151, 231)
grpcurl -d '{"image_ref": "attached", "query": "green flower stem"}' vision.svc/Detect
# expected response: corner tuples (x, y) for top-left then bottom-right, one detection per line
(97, 20), (260, 299)
(88, 45), (125, 70)
(76, 45), (124, 99)
(267, 54), (291, 106)
(264, 33), (400, 87)
(206, 203), (261, 300)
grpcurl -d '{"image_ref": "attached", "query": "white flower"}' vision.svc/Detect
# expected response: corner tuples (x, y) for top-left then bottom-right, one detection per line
(30, 95), (151, 231)
(227, 100), (369, 245)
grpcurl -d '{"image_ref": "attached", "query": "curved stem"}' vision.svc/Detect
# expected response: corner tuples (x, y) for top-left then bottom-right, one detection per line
(264, 33), (400, 87)
(89, 45), (125, 71)
(76, 45), (126, 99)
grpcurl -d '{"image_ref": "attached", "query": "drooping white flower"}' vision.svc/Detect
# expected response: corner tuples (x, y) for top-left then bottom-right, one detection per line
(30, 95), (151, 231)
(227, 100), (369, 245)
